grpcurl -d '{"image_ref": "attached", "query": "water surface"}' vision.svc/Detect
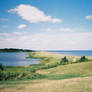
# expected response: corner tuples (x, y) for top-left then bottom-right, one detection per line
(0, 52), (40, 66)
(47, 50), (92, 57)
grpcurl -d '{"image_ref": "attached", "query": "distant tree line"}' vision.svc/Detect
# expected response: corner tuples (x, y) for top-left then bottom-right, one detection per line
(0, 48), (35, 52)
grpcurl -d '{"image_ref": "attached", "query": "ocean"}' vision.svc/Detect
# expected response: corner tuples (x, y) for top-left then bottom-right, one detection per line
(47, 50), (92, 57)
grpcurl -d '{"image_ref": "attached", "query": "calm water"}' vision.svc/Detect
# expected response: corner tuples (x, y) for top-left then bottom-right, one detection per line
(48, 50), (92, 57)
(0, 52), (40, 66)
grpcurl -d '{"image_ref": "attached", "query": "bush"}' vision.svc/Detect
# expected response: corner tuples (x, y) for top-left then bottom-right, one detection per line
(0, 64), (4, 71)
(0, 71), (42, 81)
(78, 56), (88, 62)
(60, 56), (69, 65)
(0, 71), (21, 80)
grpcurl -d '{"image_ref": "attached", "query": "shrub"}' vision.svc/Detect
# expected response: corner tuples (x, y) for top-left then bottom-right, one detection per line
(0, 71), (42, 81)
(78, 56), (88, 62)
(0, 64), (4, 71)
(0, 71), (20, 80)
(60, 56), (69, 65)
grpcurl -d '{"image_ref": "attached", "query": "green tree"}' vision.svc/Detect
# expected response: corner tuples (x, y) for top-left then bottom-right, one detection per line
(79, 56), (88, 62)
(61, 56), (69, 65)
(0, 64), (4, 71)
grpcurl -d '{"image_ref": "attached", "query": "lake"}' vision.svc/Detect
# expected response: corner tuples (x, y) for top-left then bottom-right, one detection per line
(0, 52), (40, 66)
(48, 50), (92, 57)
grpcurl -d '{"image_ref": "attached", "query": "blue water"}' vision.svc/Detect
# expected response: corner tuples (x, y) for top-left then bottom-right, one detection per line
(47, 50), (92, 57)
(0, 52), (40, 66)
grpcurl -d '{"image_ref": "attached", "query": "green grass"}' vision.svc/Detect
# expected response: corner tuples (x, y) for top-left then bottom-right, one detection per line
(36, 61), (92, 80)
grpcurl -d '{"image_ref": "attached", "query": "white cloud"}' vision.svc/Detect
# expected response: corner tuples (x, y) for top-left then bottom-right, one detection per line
(17, 24), (27, 29)
(0, 33), (10, 37)
(85, 15), (92, 20)
(52, 18), (62, 23)
(59, 28), (73, 32)
(8, 4), (62, 23)
(41, 28), (53, 32)
(0, 32), (92, 50)
(41, 27), (73, 32)
(0, 32), (28, 37)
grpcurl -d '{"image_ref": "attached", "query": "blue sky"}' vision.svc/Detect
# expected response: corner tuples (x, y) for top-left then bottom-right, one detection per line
(0, 0), (92, 50)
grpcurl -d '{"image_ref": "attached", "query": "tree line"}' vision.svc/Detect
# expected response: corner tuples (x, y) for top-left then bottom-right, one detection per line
(0, 48), (34, 52)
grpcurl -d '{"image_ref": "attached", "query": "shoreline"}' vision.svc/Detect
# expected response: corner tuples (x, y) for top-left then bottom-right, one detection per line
(0, 51), (92, 67)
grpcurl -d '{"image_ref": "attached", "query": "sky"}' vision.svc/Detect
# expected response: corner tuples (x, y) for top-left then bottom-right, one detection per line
(0, 0), (92, 50)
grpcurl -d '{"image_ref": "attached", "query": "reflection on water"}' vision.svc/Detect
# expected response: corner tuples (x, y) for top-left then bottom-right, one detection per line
(0, 52), (40, 66)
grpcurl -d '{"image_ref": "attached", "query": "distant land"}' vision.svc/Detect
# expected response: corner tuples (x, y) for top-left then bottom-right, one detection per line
(0, 48), (34, 52)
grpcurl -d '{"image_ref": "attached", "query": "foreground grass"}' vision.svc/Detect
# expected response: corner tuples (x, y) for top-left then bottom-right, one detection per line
(0, 77), (92, 92)
(0, 61), (92, 92)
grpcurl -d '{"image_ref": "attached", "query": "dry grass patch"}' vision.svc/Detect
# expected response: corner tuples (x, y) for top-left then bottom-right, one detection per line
(1, 77), (92, 92)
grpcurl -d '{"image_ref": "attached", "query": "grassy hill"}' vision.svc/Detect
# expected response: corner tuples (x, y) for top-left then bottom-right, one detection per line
(36, 61), (92, 80)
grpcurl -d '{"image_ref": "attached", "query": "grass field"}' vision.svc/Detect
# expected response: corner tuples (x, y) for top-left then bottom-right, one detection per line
(0, 77), (92, 92)
(0, 51), (92, 92)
